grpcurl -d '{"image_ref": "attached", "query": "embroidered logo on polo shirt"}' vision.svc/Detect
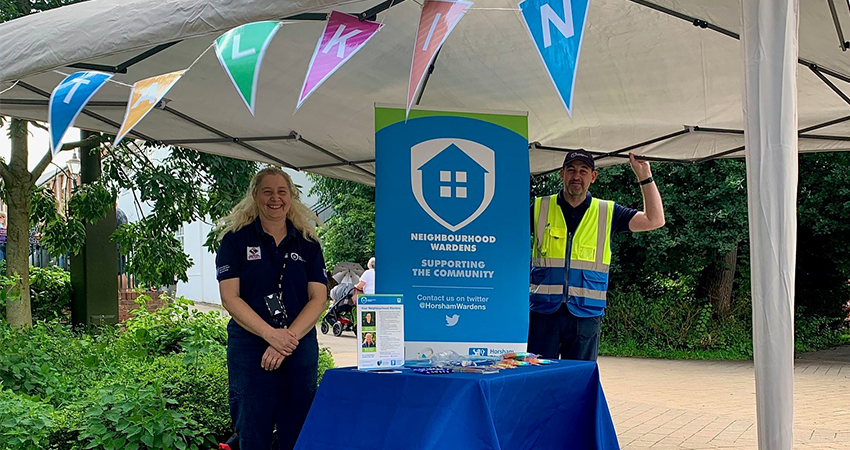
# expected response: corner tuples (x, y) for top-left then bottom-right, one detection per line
(247, 246), (261, 261)
(290, 252), (305, 263)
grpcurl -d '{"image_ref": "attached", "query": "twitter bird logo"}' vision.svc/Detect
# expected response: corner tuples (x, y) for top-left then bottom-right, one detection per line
(445, 314), (460, 327)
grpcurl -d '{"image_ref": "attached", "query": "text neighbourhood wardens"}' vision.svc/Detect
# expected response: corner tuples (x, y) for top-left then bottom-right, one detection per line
(411, 232), (497, 252)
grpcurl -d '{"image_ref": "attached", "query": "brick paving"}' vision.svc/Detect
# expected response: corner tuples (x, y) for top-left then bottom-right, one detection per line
(600, 353), (850, 449)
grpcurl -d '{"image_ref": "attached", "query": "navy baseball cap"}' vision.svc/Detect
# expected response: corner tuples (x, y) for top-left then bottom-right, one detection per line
(562, 149), (595, 170)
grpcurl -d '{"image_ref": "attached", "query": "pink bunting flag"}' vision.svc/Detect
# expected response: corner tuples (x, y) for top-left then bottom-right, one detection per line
(297, 11), (383, 111)
(407, 0), (473, 117)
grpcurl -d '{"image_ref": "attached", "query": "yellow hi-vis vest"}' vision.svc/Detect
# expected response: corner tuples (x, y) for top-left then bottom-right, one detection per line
(530, 194), (613, 316)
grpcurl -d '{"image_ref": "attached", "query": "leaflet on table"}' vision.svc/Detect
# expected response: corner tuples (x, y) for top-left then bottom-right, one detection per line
(357, 294), (405, 371)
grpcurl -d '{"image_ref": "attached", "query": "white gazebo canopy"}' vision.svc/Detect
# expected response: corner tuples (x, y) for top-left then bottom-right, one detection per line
(1, 0), (848, 183)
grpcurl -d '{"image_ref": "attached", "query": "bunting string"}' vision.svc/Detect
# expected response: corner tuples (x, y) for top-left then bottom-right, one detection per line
(39, 0), (586, 154)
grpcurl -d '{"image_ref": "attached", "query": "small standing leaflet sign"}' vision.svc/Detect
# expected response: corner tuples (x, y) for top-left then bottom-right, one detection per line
(357, 295), (405, 371)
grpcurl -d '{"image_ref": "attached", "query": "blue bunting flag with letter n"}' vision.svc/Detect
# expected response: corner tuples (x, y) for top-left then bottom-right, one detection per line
(519, 0), (590, 116)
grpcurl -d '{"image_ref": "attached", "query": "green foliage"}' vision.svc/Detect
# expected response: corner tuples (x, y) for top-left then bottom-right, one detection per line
(794, 311), (846, 353)
(601, 282), (846, 358)
(0, 264), (72, 322)
(39, 218), (86, 257)
(308, 175), (375, 205)
(0, 271), (20, 314)
(121, 353), (231, 443)
(167, 147), (259, 228)
(594, 160), (749, 284)
(601, 283), (754, 358)
(29, 265), (72, 321)
(101, 142), (256, 285)
(30, 187), (60, 225)
(308, 175), (375, 268)
(112, 220), (193, 286)
(75, 383), (207, 450)
(0, 0), (90, 23)
(0, 299), (337, 449)
(0, 388), (54, 450)
(319, 195), (375, 269)
(32, 179), (116, 260)
(317, 345), (335, 384)
(68, 182), (115, 225)
(564, 156), (850, 357)
(795, 153), (850, 318)
(530, 171), (561, 198)
(120, 294), (228, 361)
(0, 320), (119, 404)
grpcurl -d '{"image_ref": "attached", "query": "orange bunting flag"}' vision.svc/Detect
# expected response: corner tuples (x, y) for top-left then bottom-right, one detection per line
(114, 70), (185, 146)
(407, 0), (472, 117)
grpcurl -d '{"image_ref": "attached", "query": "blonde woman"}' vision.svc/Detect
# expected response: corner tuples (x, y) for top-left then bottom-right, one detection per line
(216, 167), (327, 450)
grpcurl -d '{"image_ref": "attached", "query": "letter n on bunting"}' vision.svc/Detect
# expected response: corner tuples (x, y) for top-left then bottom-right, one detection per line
(519, 0), (590, 116)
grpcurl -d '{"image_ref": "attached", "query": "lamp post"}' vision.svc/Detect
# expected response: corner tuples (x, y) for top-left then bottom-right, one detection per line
(66, 150), (80, 184)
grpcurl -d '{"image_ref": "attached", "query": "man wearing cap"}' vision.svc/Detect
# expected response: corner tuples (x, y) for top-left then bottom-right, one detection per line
(529, 150), (665, 361)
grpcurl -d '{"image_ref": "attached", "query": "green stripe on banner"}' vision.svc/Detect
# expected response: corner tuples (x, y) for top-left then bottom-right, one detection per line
(375, 106), (528, 139)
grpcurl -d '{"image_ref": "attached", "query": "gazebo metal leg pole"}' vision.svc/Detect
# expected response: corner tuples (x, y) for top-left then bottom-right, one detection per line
(741, 1), (798, 449)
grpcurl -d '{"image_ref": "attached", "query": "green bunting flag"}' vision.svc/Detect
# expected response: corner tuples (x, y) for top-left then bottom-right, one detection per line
(214, 21), (282, 116)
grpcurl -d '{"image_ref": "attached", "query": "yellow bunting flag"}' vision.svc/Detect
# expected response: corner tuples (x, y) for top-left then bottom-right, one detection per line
(114, 70), (185, 146)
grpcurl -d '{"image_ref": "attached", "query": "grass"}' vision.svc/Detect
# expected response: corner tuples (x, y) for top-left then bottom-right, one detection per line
(599, 339), (753, 361)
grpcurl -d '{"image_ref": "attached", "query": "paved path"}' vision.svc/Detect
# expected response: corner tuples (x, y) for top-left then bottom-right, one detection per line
(197, 303), (849, 449)
(602, 356), (850, 449)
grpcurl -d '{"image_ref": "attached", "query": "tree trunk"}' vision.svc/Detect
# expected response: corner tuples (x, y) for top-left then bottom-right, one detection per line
(4, 118), (34, 328)
(698, 244), (738, 318)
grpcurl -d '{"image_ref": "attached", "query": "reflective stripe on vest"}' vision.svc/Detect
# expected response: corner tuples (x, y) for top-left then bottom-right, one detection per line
(530, 194), (613, 313)
(531, 283), (564, 295)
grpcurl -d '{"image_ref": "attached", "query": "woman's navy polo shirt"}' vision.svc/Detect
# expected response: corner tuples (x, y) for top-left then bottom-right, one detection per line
(216, 217), (326, 340)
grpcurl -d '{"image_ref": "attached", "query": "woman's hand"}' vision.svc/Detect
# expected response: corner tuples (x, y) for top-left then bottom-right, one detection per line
(261, 346), (286, 371)
(264, 327), (299, 355)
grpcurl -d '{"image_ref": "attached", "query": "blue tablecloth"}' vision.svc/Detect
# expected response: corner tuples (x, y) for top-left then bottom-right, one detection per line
(295, 360), (619, 450)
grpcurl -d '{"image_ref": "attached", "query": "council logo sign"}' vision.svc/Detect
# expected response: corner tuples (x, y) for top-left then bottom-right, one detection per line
(410, 138), (495, 232)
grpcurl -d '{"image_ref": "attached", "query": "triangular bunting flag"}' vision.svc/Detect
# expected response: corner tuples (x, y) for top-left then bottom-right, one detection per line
(407, 0), (472, 117)
(214, 21), (282, 116)
(114, 70), (185, 147)
(49, 71), (113, 155)
(297, 11), (383, 111)
(519, 0), (591, 116)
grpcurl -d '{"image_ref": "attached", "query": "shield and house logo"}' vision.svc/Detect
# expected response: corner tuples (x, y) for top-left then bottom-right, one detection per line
(411, 138), (495, 232)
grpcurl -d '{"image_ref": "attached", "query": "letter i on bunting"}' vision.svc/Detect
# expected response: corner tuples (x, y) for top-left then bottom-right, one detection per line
(49, 71), (113, 155)
(215, 21), (282, 116)
(297, 11), (383, 111)
(407, 0), (472, 118)
(519, 0), (590, 116)
(114, 71), (185, 147)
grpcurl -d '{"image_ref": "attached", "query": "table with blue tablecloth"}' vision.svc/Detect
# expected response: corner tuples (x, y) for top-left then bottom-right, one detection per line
(295, 360), (619, 450)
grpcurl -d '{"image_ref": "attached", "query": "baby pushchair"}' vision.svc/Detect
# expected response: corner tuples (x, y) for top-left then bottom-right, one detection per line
(321, 282), (357, 336)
